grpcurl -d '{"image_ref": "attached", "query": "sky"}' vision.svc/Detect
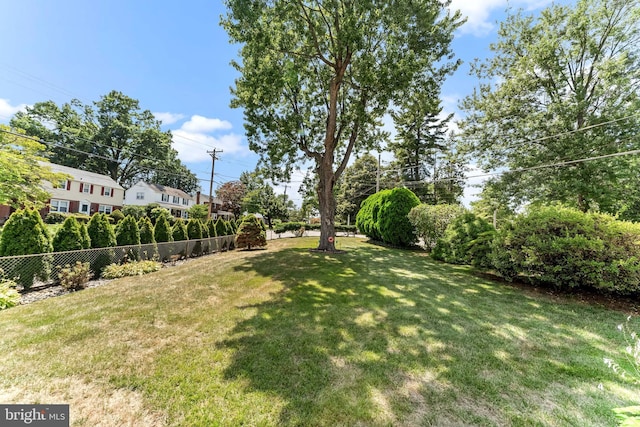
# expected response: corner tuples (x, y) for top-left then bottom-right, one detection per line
(0, 0), (566, 207)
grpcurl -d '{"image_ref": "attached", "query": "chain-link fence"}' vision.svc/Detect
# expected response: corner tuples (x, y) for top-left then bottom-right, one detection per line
(0, 235), (236, 289)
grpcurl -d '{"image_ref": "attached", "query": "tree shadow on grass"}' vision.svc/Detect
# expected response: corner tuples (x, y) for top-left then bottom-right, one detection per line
(222, 244), (637, 426)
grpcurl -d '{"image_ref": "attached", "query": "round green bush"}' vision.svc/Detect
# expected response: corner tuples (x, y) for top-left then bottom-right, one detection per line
(357, 188), (420, 246)
(44, 212), (67, 224)
(109, 209), (125, 224)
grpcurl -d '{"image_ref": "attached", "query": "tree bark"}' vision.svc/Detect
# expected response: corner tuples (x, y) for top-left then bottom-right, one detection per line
(316, 156), (337, 251)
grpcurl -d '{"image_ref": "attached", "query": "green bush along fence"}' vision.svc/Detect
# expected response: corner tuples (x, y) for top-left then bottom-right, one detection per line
(0, 235), (236, 289)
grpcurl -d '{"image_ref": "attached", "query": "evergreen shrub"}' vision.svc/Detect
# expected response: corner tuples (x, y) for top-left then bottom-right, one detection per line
(408, 204), (466, 249)
(236, 214), (267, 250)
(492, 205), (640, 294)
(52, 216), (84, 252)
(432, 213), (496, 268)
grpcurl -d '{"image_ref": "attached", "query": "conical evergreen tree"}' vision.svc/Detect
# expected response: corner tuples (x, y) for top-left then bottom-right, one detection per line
(52, 216), (84, 252)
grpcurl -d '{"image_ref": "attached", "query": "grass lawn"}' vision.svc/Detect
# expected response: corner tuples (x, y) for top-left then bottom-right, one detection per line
(0, 237), (638, 426)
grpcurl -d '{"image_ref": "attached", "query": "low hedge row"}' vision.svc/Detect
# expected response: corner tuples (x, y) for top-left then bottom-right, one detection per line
(430, 205), (640, 296)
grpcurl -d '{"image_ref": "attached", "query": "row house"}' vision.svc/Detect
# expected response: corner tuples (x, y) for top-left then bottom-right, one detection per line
(195, 191), (234, 220)
(0, 163), (124, 223)
(43, 163), (125, 216)
(124, 180), (195, 219)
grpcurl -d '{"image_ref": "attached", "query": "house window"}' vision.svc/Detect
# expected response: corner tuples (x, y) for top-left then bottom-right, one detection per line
(56, 180), (69, 190)
(98, 205), (113, 214)
(136, 192), (144, 200)
(182, 198), (189, 205)
(173, 195), (180, 204)
(82, 184), (90, 193)
(50, 199), (69, 213)
(161, 194), (169, 202)
(104, 187), (111, 197)
(80, 202), (90, 214)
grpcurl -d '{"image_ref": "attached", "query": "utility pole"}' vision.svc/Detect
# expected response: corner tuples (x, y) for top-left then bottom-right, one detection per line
(207, 149), (222, 219)
(283, 184), (289, 196)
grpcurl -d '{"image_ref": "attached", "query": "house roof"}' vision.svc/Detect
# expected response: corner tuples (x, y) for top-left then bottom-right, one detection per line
(42, 162), (124, 190)
(144, 182), (194, 201)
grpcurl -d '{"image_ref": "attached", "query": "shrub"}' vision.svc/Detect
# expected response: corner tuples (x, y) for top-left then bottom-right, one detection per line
(57, 261), (92, 291)
(138, 217), (155, 244)
(432, 213), (496, 268)
(0, 208), (51, 256)
(408, 204), (466, 249)
(101, 260), (162, 279)
(149, 206), (172, 225)
(188, 204), (209, 222)
(205, 218), (217, 238)
(87, 213), (116, 277)
(52, 216), (84, 252)
(492, 205), (640, 294)
(356, 192), (383, 241)
(187, 218), (204, 256)
(109, 209), (125, 224)
(44, 212), (67, 224)
(154, 214), (173, 243)
(116, 215), (141, 246)
(79, 222), (91, 249)
(87, 213), (116, 248)
(214, 218), (228, 237)
(0, 277), (20, 310)
(122, 205), (146, 220)
(236, 214), (267, 250)
(172, 218), (188, 241)
(72, 213), (91, 223)
(273, 222), (306, 234)
(0, 208), (52, 289)
(357, 188), (420, 247)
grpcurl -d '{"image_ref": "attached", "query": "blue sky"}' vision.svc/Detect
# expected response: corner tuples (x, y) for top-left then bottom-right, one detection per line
(0, 0), (566, 206)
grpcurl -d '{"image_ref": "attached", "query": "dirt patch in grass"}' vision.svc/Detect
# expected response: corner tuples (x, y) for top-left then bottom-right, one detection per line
(0, 377), (167, 426)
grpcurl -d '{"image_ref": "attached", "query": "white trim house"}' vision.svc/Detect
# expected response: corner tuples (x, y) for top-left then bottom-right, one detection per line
(41, 163), (125, 216)
(124, 180), (195, 218)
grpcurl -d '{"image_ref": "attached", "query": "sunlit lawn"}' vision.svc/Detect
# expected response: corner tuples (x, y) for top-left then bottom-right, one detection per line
(0, 237), (638, 426)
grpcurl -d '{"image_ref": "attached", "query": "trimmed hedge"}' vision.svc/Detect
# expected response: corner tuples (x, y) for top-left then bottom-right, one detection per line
(87, 213), (116, 248)
(356, 188), (420, 247)
(492, 205), (640, 295)
(138, 217), (155, 244)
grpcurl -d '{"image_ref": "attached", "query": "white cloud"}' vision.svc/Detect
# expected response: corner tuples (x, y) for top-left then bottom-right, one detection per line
(153, 112), (185, 125)
(172, 130), (247, 163)
(181, 115), (232, 133)
(0, 99), (28, 121)
(449, 0), (554, 37)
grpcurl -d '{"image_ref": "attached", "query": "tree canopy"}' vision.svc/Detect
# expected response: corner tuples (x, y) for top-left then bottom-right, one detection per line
(10, 90), (198, 191)
(223, 0), (463, 251)
(0, 126), (69, 208)
(460, 0), (640, 213)
(216, 180), (246, 217)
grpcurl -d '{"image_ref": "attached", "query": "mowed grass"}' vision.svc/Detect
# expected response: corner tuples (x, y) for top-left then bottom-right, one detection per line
(0, 237), (638, 426)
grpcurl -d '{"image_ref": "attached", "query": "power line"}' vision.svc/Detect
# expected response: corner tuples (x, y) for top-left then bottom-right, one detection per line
(0, 127), (212, 183)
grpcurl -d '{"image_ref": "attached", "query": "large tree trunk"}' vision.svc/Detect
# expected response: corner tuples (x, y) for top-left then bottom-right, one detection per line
(316, 157), (337, 252)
